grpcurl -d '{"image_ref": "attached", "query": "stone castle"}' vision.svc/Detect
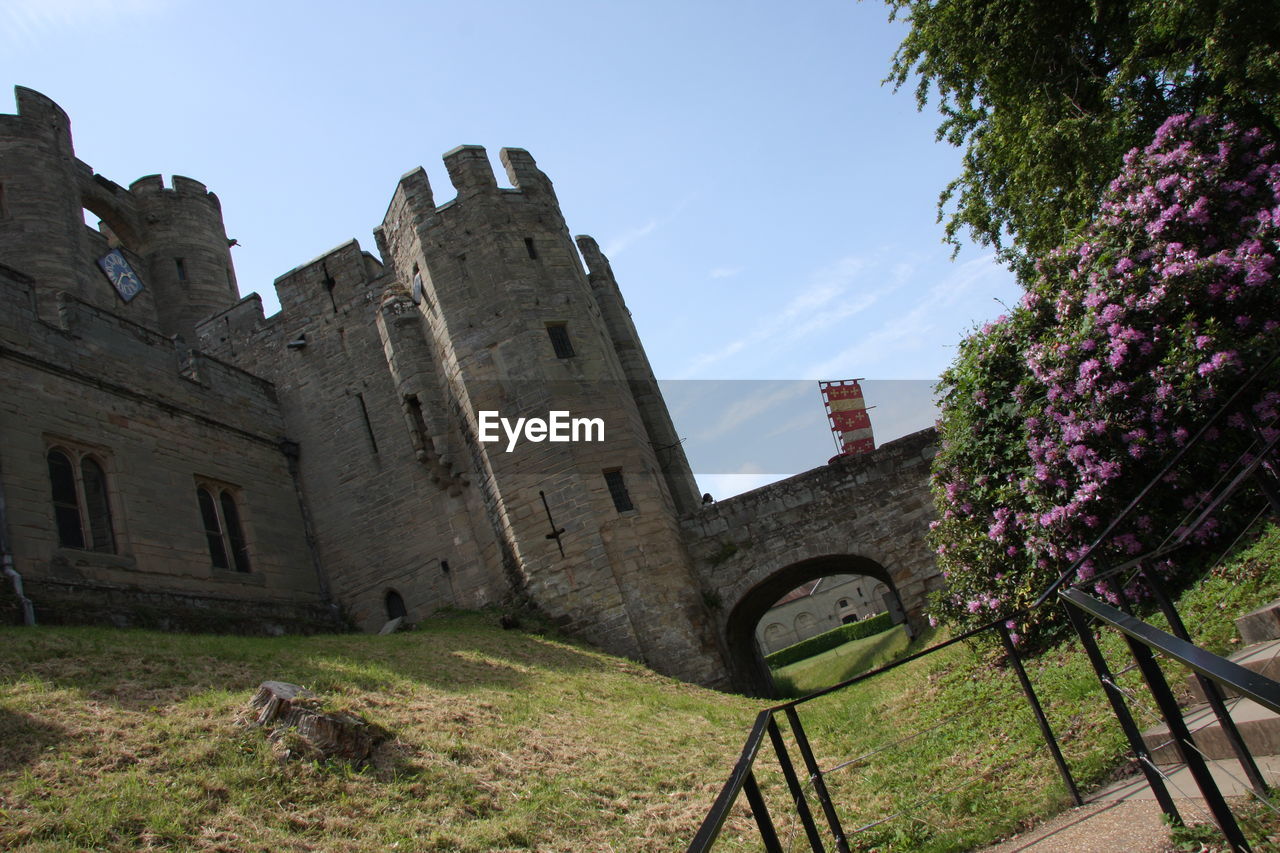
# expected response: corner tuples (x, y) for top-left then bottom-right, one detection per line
(0, 86), (943, 693)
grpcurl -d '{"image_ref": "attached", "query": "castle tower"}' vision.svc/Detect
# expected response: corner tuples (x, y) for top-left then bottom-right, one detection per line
(577, 235), (703, 516)
(0, 86), (239, 340)
(127, 174), (240, 341)
(0, 88), (101, 305)
(378, 146), (725, 685)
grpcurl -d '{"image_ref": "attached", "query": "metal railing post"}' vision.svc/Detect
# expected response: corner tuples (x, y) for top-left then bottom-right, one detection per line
(1064, 603), (1183, 825)
(784, 706), (851, 853)
(1142, 568), (1268, 796)
(998, 623), (1083, 806)
(1120, 631), (1253, 852)
(767, 715), (826, 852)
(743, 771), (783, 853)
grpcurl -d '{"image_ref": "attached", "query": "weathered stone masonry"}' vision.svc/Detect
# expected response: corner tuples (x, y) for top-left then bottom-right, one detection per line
(0, 86), (942, 691)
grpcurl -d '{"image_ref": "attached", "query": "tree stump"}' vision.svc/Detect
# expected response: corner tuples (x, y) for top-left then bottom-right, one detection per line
(248, 681), (388, 763)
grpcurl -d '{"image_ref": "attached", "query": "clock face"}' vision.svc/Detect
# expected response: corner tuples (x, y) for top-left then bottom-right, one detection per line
(96, 249), (144, 303)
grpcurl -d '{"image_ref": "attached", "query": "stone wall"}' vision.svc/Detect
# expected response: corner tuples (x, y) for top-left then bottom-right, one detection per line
(0, 267), (328, 631)
(682, 429), (941, 693)
(0, 86), (945, 695)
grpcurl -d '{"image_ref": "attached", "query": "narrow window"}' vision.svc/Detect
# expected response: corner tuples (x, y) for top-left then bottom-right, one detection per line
(197, 483), (251, 572)
(175, 257), (187, 281)
(604, 469), (633, 512)
(385, 590), (407, 620)
(197, 487), (230, 569)
(80, 457), (116, 553)
(0, 183), (7, 218)
(546, 323), (575, 359)
(404, 394), (429, 455)
(457, 253), (468, 278)
(524, 237), (538, 260)
(220, 491), (251, 572)
(411, 267), (425, 305)
(47, 450), (85, 549)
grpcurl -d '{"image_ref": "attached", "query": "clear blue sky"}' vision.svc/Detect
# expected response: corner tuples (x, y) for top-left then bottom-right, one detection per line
(2, 0), (1023, 496)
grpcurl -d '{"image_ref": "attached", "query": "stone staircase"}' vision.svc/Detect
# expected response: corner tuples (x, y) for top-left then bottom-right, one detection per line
(1140, 600), (1280, 768)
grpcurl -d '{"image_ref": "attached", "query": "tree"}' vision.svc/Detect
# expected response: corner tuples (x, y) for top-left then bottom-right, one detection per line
(928, 114), (1280, 643)
(885, 0), (1280, 279)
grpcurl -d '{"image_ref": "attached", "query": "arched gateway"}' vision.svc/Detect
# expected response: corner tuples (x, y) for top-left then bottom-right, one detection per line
(680, 429), (943, 695)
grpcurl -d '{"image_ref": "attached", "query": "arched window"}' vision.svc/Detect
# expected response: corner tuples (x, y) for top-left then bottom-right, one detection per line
(385, 590), (407, 621)
(80, 457), (115, 552)
(838, 598), (850, 609)
(794, 611), (818, 638)
(196, 482), (250, 572)
(46, 447), (115, 553)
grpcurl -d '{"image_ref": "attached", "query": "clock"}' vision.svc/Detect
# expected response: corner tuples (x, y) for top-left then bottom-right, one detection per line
(96, 249), (144, 303)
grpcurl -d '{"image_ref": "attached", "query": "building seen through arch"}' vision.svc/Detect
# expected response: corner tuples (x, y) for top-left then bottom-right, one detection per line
(754, 574), (891, 655)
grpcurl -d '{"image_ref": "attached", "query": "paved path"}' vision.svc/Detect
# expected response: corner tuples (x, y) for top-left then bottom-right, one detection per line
(981, 755), (1280, 852)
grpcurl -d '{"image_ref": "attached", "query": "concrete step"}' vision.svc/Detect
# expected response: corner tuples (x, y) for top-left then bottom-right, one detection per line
(1186, 638), (1280, 702)
(1141, 696), (1280, 765)
(1236, 598), (1280, 645)
(1094, 753), (1280, 801)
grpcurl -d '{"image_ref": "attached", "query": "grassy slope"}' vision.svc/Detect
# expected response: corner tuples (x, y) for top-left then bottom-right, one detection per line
(749, 523), (1280, 852)
(771, 625), (913, 697)
(2, 524), (1278, 852)
(0, 616), (760, 852)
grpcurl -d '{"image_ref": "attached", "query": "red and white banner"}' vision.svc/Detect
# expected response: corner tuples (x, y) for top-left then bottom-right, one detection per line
(820, 379), (874, 457)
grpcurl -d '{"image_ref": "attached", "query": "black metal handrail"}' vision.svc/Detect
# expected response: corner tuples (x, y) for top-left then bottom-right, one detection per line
(687, 613), (1081, 852)
(1059, 587), (1280, 852)
(692, 352), (1280, 851)
(1060, 589), (1280, 714)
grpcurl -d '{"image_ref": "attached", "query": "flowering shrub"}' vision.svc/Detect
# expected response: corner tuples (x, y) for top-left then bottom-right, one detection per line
(929, 114), (1280, 645)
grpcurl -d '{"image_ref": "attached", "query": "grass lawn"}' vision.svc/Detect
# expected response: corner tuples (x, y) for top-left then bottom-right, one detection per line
(770, 624), (913, 697)
(0, 615), (761, 852)
(2, 525), (1278, 851)
(745, 522), (1280, 852)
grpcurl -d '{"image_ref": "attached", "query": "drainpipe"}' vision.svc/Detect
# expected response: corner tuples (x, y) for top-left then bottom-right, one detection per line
(0, 472), (36, 626)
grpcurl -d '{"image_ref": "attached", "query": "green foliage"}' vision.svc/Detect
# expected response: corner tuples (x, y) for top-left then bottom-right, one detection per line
(928, 113), (1280, 644)
(884, 0), (1280, 277)
(3, 529), (1279, 851)
(1175, 523), (1280, 654)
(765, 612), (895, 668)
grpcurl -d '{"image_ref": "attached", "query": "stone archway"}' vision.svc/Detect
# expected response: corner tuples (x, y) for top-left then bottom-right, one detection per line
(723, 554), (906, 697)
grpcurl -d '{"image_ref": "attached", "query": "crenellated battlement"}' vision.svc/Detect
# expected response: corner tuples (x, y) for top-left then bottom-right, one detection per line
(2, 87), (239, 340)
(1, 93), (731, 687)
(442, 144), (500, 198)
(127, 173), (220, 206)
(3, 86), (72, 151)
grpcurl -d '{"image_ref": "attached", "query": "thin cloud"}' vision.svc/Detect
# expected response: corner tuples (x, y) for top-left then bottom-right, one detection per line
(602, 194), (696, 257)
(709, 266), (743, 279)
(803, 253), (1006, 379)
(603, 219), (658, 257)
(2, 0), (172, 43)
(763, 407), (826, 440)
(677, 254), (887, 378)
(696, 382), (811, 441)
